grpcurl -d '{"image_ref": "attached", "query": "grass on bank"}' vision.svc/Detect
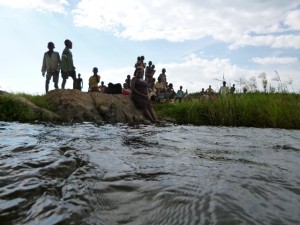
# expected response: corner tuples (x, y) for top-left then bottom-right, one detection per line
(153, 93), (300, 129)
(0, 93), (52, 122)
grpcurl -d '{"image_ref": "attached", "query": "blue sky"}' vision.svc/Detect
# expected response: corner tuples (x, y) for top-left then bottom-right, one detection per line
(0, 0), (300, 94)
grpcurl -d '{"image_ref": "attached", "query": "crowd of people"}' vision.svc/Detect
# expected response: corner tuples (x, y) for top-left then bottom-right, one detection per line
(41, 39), (236, 122)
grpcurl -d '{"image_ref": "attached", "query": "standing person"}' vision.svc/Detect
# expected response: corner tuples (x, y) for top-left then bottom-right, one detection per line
(88, 67), (100, 92)
(131, 69), (159, 123)
(230, 84), (236, 94)
(175, 86), (185, 103)
(41, 42), (60, 93)
(158, 68), (167, 88)
(219, 81), (229, 96)
(61, 39), (76, 89)
(74, 73), (83, 91)
(125, 75), (131, 90)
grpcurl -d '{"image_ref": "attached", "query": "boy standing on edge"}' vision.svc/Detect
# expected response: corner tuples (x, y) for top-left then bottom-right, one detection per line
(61, 39), (76, 89)
(41, 42), (60, 93)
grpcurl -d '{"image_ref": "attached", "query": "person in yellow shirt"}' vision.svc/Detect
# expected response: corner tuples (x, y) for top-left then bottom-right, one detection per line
(88, 67), (100, 92)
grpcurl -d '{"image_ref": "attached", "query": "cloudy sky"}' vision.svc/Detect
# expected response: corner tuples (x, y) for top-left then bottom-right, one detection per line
(0, 0), (299, 94)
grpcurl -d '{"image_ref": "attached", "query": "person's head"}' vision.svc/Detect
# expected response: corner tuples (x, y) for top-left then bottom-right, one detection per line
(148, 61), (152, 66)
(101, 81), (104, 85)
(233, 84), (235, 87)
(151, 64), (155, 69)
(168, 83), (173, 88)
(137, 56), (141, 61)
(202, 88), (204, 91)
(180, 86), (183, 90)
(78, 73), (81, 78)
(47, 42), (55, 50)
(64, 39), (72, 49)
(162, 68), (166, 73)
(223, 81), (226, 86)
(127, 74), (131, 78)
(141, 55), (145, 61)
(93, 67), (98, 74)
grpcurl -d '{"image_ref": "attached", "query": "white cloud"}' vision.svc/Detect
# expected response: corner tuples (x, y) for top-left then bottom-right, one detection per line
(0, 0), (68, 13)
(252, 57), (298, 65)
(72, 0), (300, 48)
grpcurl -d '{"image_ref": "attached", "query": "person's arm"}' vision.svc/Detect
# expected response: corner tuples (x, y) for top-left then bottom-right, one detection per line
(57, 52), (61, 72)
(41, 53), (46, 76)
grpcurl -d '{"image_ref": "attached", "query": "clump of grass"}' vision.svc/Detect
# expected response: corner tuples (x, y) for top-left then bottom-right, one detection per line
(154, 93), (300, 129)
(0, 95), (33, 122)
(15, 93), (54, 111)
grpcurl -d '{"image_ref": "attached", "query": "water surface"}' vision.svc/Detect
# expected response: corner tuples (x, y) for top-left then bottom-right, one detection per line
(0, 122), (299, 225)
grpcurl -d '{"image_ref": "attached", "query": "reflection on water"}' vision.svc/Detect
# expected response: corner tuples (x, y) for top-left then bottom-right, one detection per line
(0, 122), (300, 225)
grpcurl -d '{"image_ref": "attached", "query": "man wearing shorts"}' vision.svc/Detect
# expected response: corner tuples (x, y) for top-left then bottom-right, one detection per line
(61, 39), (76, 89)
(41, 42), (60, 93)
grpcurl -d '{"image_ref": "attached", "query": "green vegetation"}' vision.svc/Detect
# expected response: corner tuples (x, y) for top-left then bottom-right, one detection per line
(154, 93), (300, 129)
(15, 93), (53, 111)
(0, 93), (54, 122)
(0, 95), (34, 122)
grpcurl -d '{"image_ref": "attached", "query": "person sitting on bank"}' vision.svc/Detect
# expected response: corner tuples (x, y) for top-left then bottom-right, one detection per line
(122, 83), (131, 95)
(165, 83), (176, 103)
(131, 68), (159, 123)
(99, 81), (107, 92)
(175, 86), (185, 103)
(88, 67), (100, 92)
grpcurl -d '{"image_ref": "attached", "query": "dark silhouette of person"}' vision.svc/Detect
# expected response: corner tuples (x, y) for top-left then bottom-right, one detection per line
(61, 39), (76, 89)
(41, 42), (60, 93)
(158, 68), (167, 88)
(230, 84), (236, 94)
(74, 73), (83, 91)
(125, 75), (131, 90)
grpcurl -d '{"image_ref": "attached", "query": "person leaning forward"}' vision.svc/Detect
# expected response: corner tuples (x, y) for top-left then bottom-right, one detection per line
(61, 39), (76, 89)
(41, 42), (60, 93)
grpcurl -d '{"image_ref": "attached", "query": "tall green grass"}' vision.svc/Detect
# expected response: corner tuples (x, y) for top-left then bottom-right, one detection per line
(0, 93), (53, 122)
(154, 93), (300, 129)
(15, 93), (53, 111)
(0, 95), (33, 121)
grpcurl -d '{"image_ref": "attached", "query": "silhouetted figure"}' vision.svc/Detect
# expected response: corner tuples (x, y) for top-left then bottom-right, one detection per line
(230, 84), (236, 94)
(219, 81), (229, 96)
(41, 42), (60, 93)
(74, 73), (83, 91)
(125, 75), (131, 90)
(158, 68), (167, 88)
(61, 39), (76, 89)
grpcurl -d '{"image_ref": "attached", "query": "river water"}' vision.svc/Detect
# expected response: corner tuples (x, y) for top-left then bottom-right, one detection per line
(0, 122), (299, 225)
